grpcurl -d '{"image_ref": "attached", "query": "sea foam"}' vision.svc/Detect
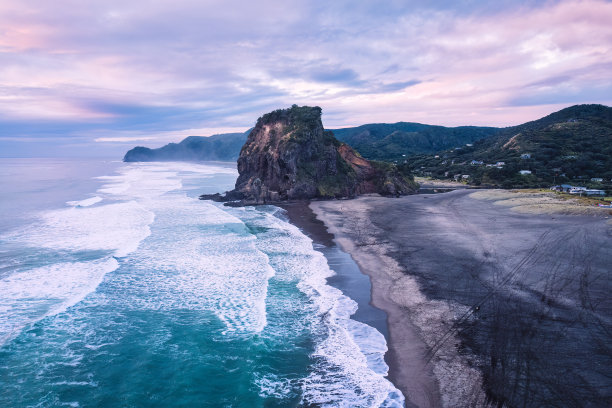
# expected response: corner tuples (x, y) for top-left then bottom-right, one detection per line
(12, 201), (154, 257)
(0, 258), (118, 344)
(112, 193), (274, 333)
(0, 162), (190, 343)
(66, 196), (102, 207)
(229, 206), (405, 407)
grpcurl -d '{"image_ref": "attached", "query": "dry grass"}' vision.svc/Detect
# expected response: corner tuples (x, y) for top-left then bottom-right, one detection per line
(415, 176), (466, 188)
(470, 189), (612, 217)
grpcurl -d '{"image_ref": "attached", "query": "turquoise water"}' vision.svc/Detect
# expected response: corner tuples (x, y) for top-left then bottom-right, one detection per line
(0, 159), (403, 407)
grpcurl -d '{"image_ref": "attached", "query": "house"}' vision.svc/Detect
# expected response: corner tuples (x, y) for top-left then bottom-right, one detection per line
(470, 160), (483, 165)
(591, 178), (603, 182)
(551, 184), (574, 193)
(569, 187), (587, 195)
(520, 153), (531, 159)
(462, 175), (470, 179)
(466, 143), (473, 147)
(519, 170), (532, 175)
(454, 174), (462, 181)
(585, 189), (605, 196)
(496, 161), (505, 167)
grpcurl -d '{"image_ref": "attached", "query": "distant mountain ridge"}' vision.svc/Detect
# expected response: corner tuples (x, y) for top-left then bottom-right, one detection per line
(407, 104), (612, 189)
(123, 131), (250, 162)
(332, 122), (500, 161)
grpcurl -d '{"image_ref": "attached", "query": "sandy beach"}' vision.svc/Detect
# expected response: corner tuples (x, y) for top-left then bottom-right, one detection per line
(309, 190), (612, 407)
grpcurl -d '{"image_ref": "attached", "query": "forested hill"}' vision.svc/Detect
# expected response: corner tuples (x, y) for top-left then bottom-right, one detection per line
(332, 122), (500, 161)
(123, 131), (250, 162)
(406, 104), (612, 189)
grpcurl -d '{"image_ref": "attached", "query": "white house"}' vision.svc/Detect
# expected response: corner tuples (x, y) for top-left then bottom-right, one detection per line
(519, 170), (532, 175)
(520, 153), (531, 159)
(569, 187), (587, 195)
(585, 189), (606, 196)
(591, 178), (603, 182)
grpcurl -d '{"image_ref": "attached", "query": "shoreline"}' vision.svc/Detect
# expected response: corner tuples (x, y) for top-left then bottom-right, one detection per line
(307, 190), (612, 407)
(281, 200), (453, 408)
(309, 198), (477, 408)
(279, 201), (390, 339)
(279, 202), (401, 396)
(278, 201), (390, 336)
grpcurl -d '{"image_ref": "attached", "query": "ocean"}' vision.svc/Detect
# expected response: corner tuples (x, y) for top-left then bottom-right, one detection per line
(0, 158), (403, 407)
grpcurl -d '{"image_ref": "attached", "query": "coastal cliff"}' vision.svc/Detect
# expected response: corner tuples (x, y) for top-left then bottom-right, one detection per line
(123, 132), (249, 162)
(203, 105), (417, 204)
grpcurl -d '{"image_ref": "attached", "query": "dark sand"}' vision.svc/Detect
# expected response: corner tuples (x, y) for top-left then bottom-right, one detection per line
(311, 190), (612, 408)
(280, 202), (388, 339)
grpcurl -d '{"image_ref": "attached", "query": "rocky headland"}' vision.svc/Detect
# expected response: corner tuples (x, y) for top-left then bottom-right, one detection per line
(201, 105), (417, 205)
(123, 132), (249, 162)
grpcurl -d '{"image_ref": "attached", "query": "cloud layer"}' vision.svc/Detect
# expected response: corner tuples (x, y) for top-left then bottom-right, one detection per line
(1, 0), (611, 156)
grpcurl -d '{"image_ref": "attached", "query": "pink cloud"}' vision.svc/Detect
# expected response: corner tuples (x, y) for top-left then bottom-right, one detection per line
(0, 0), (610, 137)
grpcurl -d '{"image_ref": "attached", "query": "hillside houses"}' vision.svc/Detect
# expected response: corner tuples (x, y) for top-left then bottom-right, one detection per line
(468, 160), (505, 168)
(551, 185), (606, 196)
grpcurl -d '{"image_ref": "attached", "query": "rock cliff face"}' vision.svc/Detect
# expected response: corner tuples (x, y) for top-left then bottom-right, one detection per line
(204, 105), (416, 205)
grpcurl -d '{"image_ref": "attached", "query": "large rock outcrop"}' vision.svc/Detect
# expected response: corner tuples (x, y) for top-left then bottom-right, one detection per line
(202, 105), (417, 205)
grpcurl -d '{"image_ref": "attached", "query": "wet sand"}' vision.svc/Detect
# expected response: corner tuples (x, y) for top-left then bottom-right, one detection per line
(279, 202), (388, 338)
(309, 190), (612, 407)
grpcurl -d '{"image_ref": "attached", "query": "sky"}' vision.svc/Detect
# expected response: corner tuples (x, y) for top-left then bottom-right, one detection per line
(1, 0), (611, 157)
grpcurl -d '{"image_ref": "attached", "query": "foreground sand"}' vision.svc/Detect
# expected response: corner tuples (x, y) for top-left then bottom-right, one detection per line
(311, 190), (612, 407)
